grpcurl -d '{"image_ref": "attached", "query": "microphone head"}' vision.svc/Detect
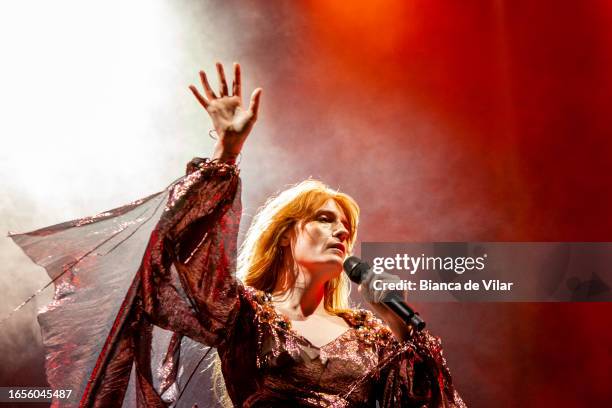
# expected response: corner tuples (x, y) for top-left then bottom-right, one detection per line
(343, 256), (370, 284)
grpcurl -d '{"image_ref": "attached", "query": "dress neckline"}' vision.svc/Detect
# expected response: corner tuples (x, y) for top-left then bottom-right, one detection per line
(288, 324), (353, 350)
(261, 290), (356, 349)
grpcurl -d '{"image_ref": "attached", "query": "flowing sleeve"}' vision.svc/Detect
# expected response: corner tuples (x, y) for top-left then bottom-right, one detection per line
(9, 157), (243, 408)
(377, 329), (467, 408)
(139, 157), (243, 346)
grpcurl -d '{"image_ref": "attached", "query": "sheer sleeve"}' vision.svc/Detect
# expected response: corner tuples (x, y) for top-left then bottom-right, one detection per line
(139, 157), (243, 347)
(377, 330), (466, 407)
(9, 157), (244, 407)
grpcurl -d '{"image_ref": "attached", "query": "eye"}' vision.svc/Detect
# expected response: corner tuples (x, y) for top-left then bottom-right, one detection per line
(316, 214), (331, 222)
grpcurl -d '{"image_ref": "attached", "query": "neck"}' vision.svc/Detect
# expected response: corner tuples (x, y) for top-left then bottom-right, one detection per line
(272, 266), (328, 319)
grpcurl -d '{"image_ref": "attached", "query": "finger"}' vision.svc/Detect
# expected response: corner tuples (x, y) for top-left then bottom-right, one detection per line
(216, 62), (229, 97)
(189, 85), (209, 109)
(199, 70), (216, 100)
(248, 88), (262, 118)
(232, 62), (242, 101)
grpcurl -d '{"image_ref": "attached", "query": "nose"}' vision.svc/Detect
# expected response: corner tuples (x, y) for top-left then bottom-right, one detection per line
(333, 222), (349, 243)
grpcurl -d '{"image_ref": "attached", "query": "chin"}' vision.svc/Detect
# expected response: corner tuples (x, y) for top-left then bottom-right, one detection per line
(324, 254), (344, 266)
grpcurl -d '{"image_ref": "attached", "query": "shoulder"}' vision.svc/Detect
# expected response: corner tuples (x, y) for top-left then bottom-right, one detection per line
(341, 308), (387, 330)
(242, 285), (270, 304)
(241, 286), (291, 329)
(339, 308), (397, 347)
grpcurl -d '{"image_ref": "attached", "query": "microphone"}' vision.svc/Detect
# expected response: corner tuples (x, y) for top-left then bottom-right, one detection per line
(343, 256), (426, 332)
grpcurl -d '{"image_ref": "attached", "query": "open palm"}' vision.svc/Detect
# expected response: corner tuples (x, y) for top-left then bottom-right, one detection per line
(189, 62), (262, 161)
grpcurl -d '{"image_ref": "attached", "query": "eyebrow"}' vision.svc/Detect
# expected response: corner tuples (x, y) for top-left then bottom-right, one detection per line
(315, 209), (350, 230)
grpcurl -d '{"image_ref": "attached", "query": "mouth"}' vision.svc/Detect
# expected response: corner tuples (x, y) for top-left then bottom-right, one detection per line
(328, 242), (346, 256)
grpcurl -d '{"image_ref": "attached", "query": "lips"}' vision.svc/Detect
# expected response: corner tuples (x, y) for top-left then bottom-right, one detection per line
(328, 242), (346, 255)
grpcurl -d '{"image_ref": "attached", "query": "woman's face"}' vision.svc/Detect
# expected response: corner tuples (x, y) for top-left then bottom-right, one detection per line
(288, 198), (350, 281)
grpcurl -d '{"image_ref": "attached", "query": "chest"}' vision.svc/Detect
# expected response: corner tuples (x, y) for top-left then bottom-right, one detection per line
(289, 314), (351, 348)
(254, 325), (381, 405)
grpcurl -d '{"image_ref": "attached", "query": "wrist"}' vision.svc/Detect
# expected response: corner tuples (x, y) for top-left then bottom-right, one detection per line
(212, 143), (240, 164)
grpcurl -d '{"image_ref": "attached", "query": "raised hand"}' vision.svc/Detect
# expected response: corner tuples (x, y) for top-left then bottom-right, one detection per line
(189, 62), (262, 163)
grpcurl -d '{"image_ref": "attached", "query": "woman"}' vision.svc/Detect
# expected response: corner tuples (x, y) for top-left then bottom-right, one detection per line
(10, 63), (464, 407)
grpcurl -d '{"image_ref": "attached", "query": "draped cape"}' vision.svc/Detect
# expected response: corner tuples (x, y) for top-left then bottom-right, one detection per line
(9, 158), (238, 407)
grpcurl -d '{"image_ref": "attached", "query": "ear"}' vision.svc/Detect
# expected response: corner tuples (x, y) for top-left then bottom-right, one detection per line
(279, 233), (290, 247)
(279, 224), (296, 247)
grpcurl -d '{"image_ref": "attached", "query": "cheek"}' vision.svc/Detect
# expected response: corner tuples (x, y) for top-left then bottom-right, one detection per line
(294, 224), (328, 256)
(304, 223), (330, 244)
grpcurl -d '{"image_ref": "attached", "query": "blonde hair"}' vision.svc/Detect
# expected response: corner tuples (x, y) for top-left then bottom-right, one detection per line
(212, 179), (360, 405)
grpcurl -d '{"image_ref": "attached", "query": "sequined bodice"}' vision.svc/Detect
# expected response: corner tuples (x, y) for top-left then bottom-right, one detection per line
(215, 287), (461, 407)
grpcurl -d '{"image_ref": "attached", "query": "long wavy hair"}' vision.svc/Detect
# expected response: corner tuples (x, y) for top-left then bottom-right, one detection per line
(213, 179), (360, 406)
